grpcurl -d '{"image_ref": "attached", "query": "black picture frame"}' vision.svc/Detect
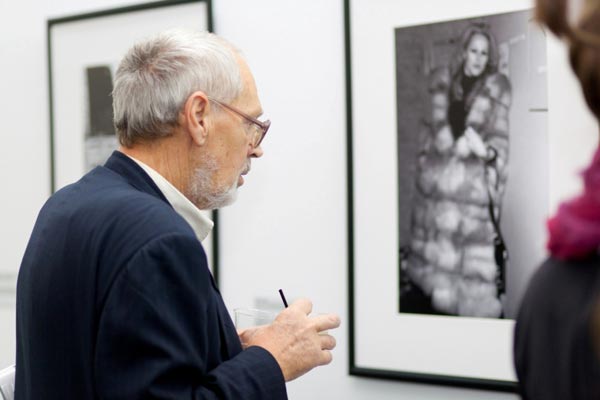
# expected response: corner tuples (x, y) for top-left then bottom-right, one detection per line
(345, 0), (547, 392)
(47, 0), (220, 283)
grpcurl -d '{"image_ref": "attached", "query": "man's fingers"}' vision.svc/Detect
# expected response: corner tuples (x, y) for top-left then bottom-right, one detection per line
(319, 350), (333, 366)
(289, 298), (313, 315)
(313, 313), (341, 332)
(319, 334), (336, 350)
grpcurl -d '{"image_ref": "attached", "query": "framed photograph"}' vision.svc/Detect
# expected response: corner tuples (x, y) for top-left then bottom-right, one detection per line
(47, 0), (220, 280)
(346, 0), (549, 391)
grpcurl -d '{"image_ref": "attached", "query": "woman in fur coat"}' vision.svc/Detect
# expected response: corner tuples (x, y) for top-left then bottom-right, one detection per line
(403, 24), (512, 318)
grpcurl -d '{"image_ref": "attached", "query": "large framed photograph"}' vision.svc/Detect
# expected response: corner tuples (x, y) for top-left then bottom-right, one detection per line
(47, 0), (219, 279)
(346, 0), (549, 391)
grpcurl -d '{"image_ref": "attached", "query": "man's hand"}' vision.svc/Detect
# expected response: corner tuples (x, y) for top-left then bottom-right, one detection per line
(238, 298), (341, 381)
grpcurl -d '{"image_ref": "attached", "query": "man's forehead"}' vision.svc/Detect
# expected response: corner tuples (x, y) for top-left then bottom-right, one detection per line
(234, 58), (263, 116)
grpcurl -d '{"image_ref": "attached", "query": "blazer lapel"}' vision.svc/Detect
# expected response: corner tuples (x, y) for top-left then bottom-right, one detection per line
(104, 151), (245, 356)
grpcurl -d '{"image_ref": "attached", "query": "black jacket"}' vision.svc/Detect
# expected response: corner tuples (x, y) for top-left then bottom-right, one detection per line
(514, 255), (600, 399)
(16, 151), (286, 399)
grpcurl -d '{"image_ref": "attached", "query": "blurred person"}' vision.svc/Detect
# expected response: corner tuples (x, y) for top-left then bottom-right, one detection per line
(15, 29), (340, 399)
(402, 23), (511, 317)
(594, 297), (600, 360)
(513, 0), (600, 398)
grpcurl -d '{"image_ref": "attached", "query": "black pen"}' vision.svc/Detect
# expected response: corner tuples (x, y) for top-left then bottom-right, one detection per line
(278, 289), (288, 308)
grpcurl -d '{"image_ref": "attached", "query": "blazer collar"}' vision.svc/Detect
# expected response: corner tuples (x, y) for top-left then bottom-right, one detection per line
(104, 150), (170, 205)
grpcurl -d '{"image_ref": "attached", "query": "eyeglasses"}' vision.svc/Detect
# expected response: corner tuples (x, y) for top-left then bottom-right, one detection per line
(208, 96), (271, 148)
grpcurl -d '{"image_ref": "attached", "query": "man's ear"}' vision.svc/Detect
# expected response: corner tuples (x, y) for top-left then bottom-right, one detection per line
(181, 91), (210, 146)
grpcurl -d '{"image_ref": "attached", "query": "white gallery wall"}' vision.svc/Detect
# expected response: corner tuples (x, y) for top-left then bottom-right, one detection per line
(0, 0), (597, 399)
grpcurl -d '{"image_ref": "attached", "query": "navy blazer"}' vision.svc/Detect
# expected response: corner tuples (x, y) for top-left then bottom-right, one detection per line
(16, 151), (287, 399)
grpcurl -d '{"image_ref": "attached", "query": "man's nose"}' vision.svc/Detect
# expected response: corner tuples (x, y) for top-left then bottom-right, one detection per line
(249, 145), (264, 158)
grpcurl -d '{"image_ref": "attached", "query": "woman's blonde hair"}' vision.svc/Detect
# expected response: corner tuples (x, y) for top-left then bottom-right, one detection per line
(450, 23), (499, 100)
(451, 23), (499, 78)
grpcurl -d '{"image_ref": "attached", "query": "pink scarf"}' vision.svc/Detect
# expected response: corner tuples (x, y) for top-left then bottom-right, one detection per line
(547, 146), (600, 260)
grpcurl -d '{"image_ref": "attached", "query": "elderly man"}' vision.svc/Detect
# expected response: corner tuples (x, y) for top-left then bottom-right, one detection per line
(15, 30), (340, 399)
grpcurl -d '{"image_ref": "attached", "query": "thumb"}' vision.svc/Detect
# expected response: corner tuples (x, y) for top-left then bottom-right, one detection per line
(239, 327), (259, 343)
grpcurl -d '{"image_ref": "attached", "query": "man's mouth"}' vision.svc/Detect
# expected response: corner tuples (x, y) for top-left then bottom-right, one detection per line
(238, 162), (251, 186)
(241, 161), (251, 176)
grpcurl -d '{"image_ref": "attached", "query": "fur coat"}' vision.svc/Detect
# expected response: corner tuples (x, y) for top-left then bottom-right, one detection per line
(407, 67), (512, 317)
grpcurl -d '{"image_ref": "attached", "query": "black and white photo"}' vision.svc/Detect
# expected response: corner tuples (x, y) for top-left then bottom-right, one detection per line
(347, 0), (546, 390)
(396, 11), (547, 319)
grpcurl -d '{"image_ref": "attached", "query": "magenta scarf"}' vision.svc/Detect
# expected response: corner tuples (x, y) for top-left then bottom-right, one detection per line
(547, 146), (600, 260)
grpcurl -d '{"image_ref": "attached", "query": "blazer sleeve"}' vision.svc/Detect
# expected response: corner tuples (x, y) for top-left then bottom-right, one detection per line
(93, 233), (287, 399)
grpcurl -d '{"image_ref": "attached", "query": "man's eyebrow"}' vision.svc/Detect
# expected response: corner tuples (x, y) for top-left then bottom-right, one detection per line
(252, 107), (264, 119)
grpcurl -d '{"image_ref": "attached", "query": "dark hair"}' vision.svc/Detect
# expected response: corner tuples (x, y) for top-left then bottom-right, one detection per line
(536, 0), (600, 118)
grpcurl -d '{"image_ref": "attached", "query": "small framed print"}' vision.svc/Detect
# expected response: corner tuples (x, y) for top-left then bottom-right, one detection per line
(47, 0), (220, 278)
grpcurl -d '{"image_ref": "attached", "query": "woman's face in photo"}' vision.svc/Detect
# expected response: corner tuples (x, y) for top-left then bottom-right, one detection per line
(463, 33), (490, 77)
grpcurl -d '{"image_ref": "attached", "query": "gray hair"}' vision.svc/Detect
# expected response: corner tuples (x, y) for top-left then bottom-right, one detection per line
(112, 29), (243, 146)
